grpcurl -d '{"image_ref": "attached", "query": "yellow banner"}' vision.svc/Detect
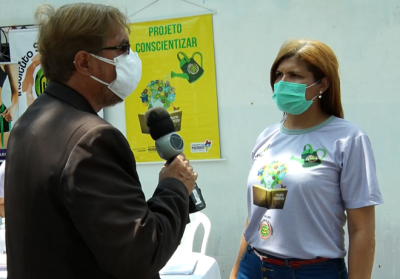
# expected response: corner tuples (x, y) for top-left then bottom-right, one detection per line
(126, 15), (220, 162)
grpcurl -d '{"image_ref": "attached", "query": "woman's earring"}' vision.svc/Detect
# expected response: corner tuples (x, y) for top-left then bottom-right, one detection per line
(319, 91), (323, 98)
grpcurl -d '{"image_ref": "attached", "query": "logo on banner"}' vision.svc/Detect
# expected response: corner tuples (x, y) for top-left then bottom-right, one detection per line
(190, 139), (212, 153)
(34, 68), (47, 97)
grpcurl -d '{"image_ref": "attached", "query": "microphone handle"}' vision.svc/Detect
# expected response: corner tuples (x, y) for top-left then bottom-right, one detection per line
(189, 183), (206, 213)
(166, 156), (206, 213)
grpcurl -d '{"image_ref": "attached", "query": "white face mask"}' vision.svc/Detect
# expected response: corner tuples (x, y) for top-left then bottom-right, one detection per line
(90, 49), (142, 100)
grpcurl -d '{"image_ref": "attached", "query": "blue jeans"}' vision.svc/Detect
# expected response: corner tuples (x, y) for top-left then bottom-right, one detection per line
(237, 246), (348, 279)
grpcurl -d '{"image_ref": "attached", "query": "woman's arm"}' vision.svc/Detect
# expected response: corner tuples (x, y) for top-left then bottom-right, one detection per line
(347, 206), (376, 279)
(2, 64), (19, 122)
(230, 218), (249, 279)
(21, 54), (41, 92)
(5, 64), (18, 99)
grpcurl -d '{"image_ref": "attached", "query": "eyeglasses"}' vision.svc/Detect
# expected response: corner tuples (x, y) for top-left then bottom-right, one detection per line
(100, 43), (130, 54)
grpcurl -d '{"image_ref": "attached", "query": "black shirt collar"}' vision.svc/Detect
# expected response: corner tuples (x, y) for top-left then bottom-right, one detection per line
(44, 81), (98, 115)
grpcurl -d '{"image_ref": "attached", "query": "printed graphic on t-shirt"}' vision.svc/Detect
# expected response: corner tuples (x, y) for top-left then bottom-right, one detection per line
(290, 144), (327, 168)
(263, 143), (272, 152)
(257, 161), (288, 189)
(259, 219), (273, 240)
(254, 142), (272, 158)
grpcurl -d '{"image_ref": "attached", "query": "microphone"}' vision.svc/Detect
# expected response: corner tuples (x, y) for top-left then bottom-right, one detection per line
(145, 107), (206, 213)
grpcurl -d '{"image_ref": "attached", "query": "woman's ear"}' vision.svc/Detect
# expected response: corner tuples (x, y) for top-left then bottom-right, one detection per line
(319, 77), (330, 94)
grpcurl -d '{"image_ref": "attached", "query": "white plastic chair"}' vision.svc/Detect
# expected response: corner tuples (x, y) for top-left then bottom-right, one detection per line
(175, 211), (211, 255)
(160, 212), (221, 279)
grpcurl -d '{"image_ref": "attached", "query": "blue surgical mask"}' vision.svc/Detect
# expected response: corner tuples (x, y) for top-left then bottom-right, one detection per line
(272, 80), (320, 115)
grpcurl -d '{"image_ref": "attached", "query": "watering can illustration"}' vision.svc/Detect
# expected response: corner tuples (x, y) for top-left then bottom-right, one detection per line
(290, 144), (326, 168)
(171, 52), (204, 83)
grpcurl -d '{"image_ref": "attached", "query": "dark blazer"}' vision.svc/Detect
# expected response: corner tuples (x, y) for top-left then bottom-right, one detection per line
(5, 81), (189, 279)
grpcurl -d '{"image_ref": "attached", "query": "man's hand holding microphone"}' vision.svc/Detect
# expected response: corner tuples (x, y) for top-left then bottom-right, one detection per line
(146, 107), (206, 212)
(159, 153), (198, 195)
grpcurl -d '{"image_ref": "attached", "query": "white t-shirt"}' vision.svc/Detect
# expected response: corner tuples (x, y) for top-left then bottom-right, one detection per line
(0, 162), (4, 198)
(244, 116), (383, 259)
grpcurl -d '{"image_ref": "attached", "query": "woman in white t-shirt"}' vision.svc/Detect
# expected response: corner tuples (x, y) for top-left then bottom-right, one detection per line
(230, 39), (383, 279)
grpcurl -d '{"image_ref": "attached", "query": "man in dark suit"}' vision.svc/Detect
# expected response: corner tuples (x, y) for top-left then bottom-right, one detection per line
(4, 3), (197, 279)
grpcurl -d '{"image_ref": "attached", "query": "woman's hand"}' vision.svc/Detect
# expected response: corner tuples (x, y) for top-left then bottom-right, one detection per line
(1, 104), (18, 122)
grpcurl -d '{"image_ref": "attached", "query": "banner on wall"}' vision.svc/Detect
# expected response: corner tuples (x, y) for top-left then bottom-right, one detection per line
(8, 28), (103, 118)
(125, 14), (221, 162)
(9, 28), (42, 115)
(0, 62), (19, 163)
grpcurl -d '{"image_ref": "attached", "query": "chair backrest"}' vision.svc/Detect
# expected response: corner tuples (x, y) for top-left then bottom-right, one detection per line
(175, 212), (211, 255)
